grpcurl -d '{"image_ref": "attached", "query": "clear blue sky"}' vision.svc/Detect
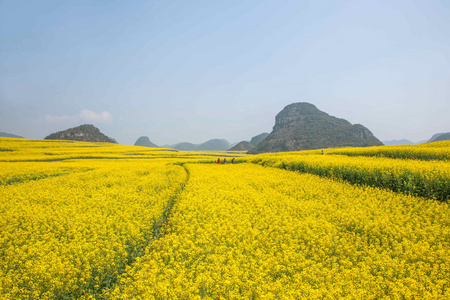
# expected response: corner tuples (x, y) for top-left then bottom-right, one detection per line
(1, 0), (449, 145)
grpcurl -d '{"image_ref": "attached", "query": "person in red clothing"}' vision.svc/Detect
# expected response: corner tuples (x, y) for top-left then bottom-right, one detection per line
(217, 158), (221, 164)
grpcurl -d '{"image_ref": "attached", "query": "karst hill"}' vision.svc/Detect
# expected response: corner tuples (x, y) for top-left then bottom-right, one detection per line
(249, 102), (383, 154)
(134, 136), (159, 147)
(44, 124), (117, 143)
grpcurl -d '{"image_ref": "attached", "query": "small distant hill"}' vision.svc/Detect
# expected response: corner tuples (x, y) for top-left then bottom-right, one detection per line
(382, 139), (414, 146)
(196, 139), (231, 151)
(428, 132), (450, 142)
(250, 133), (269, 146)
(172, 142), (198, 151)
(229, 133), (269, 151)
(229, 141), (254, 151)
(44, 124), (117, 143)
(249, 102), (383, 154)
(0, 132), (24, 138)
(134, 136), (159, 147)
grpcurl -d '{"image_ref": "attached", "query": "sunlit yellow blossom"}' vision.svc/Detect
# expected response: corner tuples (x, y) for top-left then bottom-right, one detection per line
(0, 160), (187, 298)
(1, 138), (449, 299)
(111, 164), (450, 299)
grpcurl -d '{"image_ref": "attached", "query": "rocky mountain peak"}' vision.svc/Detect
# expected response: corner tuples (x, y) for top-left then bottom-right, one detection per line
(273, 102), (327, 131)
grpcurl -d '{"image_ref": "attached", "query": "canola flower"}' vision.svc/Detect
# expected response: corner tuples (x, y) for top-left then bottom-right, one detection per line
(244, 153), (450, 201)
(0, 159), (187, 299)
(111, 164), (450, 299)
(271, 140), (450, 161)
(0, 138), (180, 162)
(324, 140), (450, 161)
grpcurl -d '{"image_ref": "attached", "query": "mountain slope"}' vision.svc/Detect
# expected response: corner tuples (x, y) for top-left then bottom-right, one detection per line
(429, 132), (450, 142)
(229, 141), (254, 151)
(250, 133), (269, 146)
(428, 132), (450, 142)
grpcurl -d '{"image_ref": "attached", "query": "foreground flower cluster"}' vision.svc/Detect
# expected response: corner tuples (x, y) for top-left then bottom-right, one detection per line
(0, 159), (187, 299)
(111, 164), (450, 299)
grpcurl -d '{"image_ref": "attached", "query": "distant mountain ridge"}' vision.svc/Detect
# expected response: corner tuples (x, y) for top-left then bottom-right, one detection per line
(0, 132), (24, 138)
(45, 124), (117, 143)
(171, 142), (197, 151)
(196, 139), (230, 151)
(161, 139), (232, 151)
(249, 102), (383, 154)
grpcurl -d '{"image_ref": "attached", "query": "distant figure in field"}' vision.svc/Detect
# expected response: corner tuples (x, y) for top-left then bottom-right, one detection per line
(232, 158), (235, 164)
(217, 158), (221, 164)
(321, 150), (324, 155)
(223, 158), (227, 164)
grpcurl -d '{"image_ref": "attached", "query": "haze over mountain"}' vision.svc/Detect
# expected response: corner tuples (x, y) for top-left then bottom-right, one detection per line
(382, 139), (415, 146)
(249, 103), (383, 154)
(162, 139), (232, 151)
(44, 124), (117, 143)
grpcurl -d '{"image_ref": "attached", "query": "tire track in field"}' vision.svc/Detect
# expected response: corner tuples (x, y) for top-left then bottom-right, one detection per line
(152, 164), (190, 240)
(100, 164), (190, 299)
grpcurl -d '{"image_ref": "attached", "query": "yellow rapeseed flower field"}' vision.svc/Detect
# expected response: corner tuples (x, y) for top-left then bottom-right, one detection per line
(111, 164), (450, 299)
(0, 158), (187, 299)
(1, 137), (449, 299)
(276, 140), (450, 161)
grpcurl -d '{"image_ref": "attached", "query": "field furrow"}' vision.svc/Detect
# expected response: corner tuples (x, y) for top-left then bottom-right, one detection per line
(0, 161), (93, 186)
